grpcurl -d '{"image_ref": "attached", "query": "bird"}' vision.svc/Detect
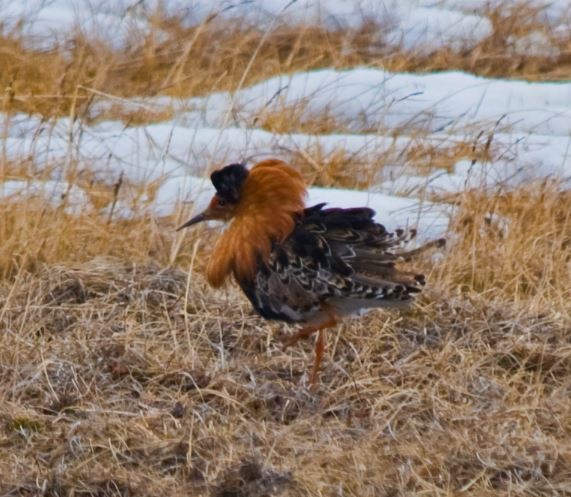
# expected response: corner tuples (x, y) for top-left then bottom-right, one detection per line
(178, 159), (444, 384)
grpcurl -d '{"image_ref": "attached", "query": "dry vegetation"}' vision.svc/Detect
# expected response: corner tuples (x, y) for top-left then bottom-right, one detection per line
(0, 2), (569, 121)
(1, 3), (571, 497)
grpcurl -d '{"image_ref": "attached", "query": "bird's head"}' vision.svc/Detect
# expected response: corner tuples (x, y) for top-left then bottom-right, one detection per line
(177, 163), (249, 230)
(177, 159), (306, 286)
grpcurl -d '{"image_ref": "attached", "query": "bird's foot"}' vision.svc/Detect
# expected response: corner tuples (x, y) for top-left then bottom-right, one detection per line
(281, 327), (317, 350)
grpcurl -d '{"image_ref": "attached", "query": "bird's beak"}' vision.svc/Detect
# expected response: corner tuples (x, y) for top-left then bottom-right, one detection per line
(176, 210), (209, 231)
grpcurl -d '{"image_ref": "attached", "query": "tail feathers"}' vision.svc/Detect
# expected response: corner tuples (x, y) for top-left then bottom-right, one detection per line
(393, 237), (446, 261)
(367, 227), (417, 250)
(350, 236), (445, 264)
(350, 237), (445, 291)
(353, 269), (425, 294)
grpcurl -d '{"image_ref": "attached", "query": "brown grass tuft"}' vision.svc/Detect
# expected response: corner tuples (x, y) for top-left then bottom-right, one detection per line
(439, 184), (571, 316)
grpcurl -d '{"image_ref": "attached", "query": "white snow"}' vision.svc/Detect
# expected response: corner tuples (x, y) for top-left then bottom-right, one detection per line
(182, 68), (571, 137)
(3, 0), (568, 54)
(0, 179), (90, 214)
(0, 0), (494, 53)
(427, 0), (570, 26)
(3, 67), (569, 195)
(0, 0), (148, 48)
(508, 31), (560, 58)
(383, 6), (491, 53)
(154, 174), (214, 218)
(6, 117), (569, 193)
(380, 155), (571, 198)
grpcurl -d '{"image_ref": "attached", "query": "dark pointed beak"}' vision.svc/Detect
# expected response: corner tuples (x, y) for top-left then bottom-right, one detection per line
(176, 211), (208, 231)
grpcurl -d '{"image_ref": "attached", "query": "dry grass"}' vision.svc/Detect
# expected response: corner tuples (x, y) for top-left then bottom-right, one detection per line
(1, 3), (571, 496)
(1, 185), (570, 496)
(0, 2), (569, 121)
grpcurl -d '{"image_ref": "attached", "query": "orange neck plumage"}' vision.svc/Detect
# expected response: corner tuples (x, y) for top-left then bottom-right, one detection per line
(206, 160), (306, 287)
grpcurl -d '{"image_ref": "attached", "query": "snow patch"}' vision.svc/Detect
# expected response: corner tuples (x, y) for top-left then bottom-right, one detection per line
(0, 0), (495, 53)
(0, 180), (90, 214)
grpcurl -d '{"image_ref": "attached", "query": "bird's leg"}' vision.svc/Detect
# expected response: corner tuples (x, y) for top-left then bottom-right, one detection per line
(281, 313), (338, 349)
(310, 329), (326, 386)
(282, 309), (338, 385)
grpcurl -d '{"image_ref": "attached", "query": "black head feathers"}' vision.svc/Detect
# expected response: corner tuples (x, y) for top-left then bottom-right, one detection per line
(210, 163), (249, 203)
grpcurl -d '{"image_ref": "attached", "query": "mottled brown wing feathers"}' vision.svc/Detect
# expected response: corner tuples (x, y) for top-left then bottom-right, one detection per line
(238, 203), (443, 322)
(299, 204), (428, 297)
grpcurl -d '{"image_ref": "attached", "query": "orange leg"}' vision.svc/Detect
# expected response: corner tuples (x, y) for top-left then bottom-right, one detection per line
(282, 310), (338, 385)
(310, 329), (326, 385)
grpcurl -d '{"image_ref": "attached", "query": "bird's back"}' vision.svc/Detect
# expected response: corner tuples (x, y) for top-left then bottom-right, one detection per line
(238, 203), (442, 323)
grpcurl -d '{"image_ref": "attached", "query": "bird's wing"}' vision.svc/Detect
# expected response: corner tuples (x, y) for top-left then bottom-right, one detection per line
(246, 204), (443, 320)
(280, 204), (442, 302)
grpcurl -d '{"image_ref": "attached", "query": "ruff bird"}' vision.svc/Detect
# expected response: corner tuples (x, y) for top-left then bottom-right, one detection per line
(178, 159), (444, 384)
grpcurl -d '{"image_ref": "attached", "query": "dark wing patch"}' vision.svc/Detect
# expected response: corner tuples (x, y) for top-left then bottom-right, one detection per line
(238, 204), (442, 322)
(305, 205), (426, 293)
